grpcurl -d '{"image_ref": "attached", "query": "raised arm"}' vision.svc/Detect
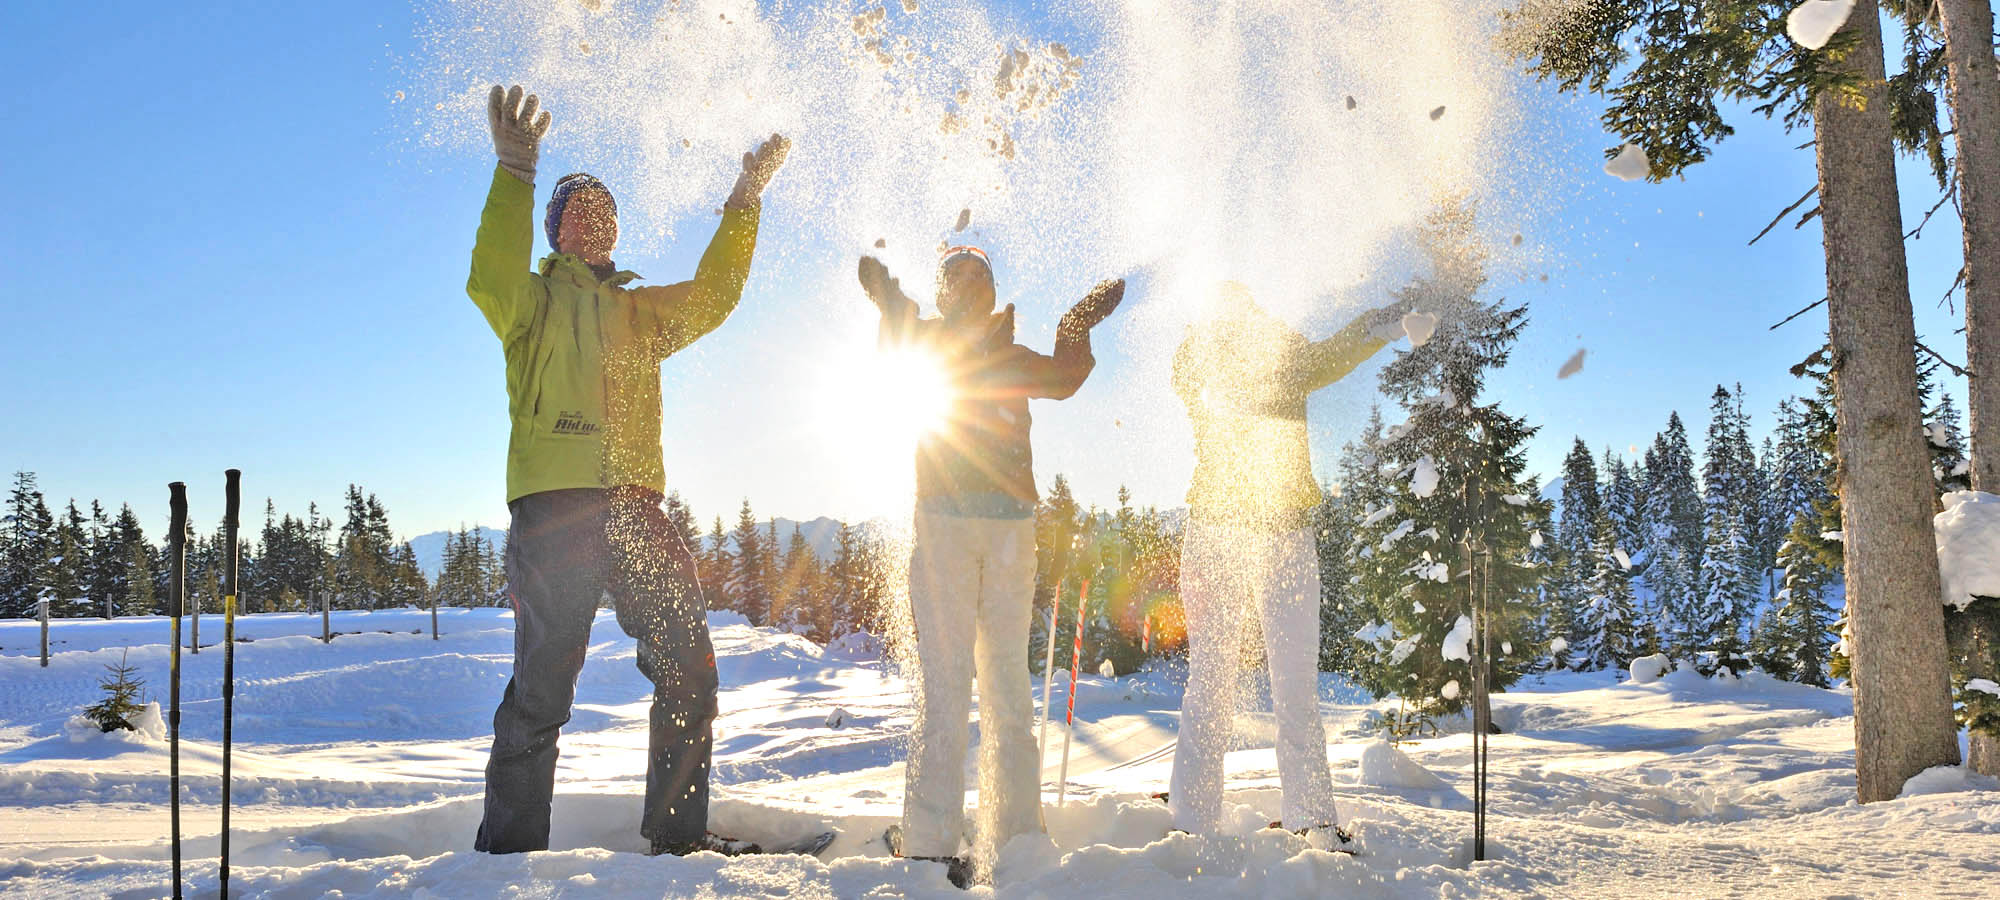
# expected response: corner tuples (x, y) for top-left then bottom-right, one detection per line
(629, 134), (789, 359)
(858, 256), (922, 347)
(630, 206), (761, 359)
(1012, 278), (1125, 400)
(1294, 300), (1409, 392)
(466, 85), (550, 343)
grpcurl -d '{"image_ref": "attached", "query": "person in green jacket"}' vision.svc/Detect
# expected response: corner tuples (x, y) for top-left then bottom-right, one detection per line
(1165, 282), (1409, 843)
(468, 84), (790, 857)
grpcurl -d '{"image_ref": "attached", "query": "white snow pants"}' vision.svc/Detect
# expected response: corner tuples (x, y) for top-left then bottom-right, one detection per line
(1169, 519), (1339, 833)
(900, 511), (1045, 858)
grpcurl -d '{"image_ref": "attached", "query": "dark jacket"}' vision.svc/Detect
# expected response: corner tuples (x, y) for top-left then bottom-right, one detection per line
(881, 305), (1094, 519)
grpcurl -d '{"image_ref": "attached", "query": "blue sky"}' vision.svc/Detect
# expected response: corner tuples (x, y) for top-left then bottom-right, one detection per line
(0, 2), (1971, 539)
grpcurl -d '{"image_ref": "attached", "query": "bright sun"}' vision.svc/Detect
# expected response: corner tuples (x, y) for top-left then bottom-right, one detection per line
(793, 336), (958, 519)
(864, 347), (954, 441)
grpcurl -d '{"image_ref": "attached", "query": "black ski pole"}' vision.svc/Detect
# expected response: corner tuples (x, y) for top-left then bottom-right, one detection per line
(167, 482), (188, 900)
(220, 469), (240, 900)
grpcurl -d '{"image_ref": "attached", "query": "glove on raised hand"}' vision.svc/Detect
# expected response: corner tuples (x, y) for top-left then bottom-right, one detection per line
(726, 133), (792, 210)
(1060, 278), (1126, 338)
(488, 84), (552, 184)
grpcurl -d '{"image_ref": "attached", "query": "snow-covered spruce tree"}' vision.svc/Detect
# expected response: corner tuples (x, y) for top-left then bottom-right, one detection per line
(1693, 384), (1762, 674)
(1601, 451), (1655, 654)
(1349, 201), (1548, 730)
(1331, 409), (1395, 674)
(1643, 415), (1704, 662)
(83, 649), (147, 733)
(1519, 484), (1568, 670)
(1755, 522), (1840, 686)
(1550, 439), (1601, 663)
(1930, 394), (1972, 494)
(1578, 505), (1642, 673)
(1315, 481), (1367, 674)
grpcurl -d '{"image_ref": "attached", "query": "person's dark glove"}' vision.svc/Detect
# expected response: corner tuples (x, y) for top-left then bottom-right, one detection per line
(1061, 279), (1126, 334)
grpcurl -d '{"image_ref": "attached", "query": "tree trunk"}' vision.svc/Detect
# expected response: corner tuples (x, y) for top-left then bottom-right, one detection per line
(1938, 0), (2000, 777)
(1814, 6), (1963, 802)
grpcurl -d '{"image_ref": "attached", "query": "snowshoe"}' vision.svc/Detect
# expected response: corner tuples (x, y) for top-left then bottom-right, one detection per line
(1265, 821), (1359, 855)
(649, 832), (764, 857)
(650, 829), (839, 858)
(883, 825), (973, 889)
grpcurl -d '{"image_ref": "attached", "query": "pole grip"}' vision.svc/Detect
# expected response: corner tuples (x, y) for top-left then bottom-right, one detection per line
(168, 483), (187, 619)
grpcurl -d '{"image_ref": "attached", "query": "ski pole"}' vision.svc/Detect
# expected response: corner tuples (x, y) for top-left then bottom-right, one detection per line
(220, 469), (240, 899)
(1057, 578), (1089, 807)
(167, 482), (188, 900)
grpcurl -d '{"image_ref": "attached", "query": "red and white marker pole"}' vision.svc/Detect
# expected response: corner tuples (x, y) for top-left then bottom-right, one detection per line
(1057, 578), (1089, 807)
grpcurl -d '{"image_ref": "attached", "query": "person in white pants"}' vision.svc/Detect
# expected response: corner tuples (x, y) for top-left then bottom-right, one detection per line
(857, 247), (1124, 880)
(1167, 282), (1408, 838)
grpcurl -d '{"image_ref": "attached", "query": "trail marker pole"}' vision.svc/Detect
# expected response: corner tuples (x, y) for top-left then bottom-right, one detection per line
(320, 589), (331, 644)
(430, 586), (440, 641)
(1057, 578), (1089, 807)
(166, 482), (188, 900)
(38, 597), (49, 668)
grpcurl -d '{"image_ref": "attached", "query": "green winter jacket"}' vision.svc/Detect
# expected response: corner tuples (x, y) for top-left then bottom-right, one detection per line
(467, 165), (760, 502)
(1173, 310), (1386, 530)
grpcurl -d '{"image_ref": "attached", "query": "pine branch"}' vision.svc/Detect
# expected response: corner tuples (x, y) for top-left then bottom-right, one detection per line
(1769, 297), (1828, 331)
(1905, 174), (1959, 241)
(1750, 185), (1820, 247)
(1915, 339), (1972, 379)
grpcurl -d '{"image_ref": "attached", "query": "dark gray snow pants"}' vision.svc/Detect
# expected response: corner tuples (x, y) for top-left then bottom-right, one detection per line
(474, 486), (716, 853)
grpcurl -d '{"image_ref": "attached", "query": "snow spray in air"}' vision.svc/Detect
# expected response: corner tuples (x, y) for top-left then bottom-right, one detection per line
(406, 0), (1532, 852)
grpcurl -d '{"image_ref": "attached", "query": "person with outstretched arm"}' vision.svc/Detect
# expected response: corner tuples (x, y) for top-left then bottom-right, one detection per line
(467, 84), (790, 857)
(858, 247), (1124, 887)
(1165, 281), (1409, 846)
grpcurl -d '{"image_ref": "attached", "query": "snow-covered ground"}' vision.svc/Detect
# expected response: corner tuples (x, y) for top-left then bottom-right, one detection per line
(1, 609), (1994, 898)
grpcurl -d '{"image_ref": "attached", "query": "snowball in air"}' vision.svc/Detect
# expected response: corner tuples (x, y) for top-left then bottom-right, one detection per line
(1558, 348), (1587, 379)
(1787, 0), (1855, 50)
(1550, 637), (1569, 653)
(1604, 143), (1650, 181)
(1441, 679), (1461, 700)
(1402, 311), (1440, 346)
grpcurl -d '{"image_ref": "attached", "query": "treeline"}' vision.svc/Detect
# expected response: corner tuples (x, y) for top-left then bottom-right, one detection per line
(0, 479), (463, 618)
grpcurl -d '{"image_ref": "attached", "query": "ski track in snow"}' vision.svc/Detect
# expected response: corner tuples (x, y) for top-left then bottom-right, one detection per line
(2, 609), (1997, 898)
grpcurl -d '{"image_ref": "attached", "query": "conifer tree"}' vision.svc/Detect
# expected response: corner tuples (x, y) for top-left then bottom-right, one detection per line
(48, 501), (88, 616)
(1577, 507), (1640, 672)
(704, 516), (733, 613)
(1348, 201), (1548, 726)
(83, 649), (148, 733)
(1, 471), (54, 617)
(730, 500), (769, 625)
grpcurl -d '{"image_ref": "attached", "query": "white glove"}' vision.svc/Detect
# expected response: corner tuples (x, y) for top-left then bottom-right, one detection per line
(487, 84), (552, 184)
